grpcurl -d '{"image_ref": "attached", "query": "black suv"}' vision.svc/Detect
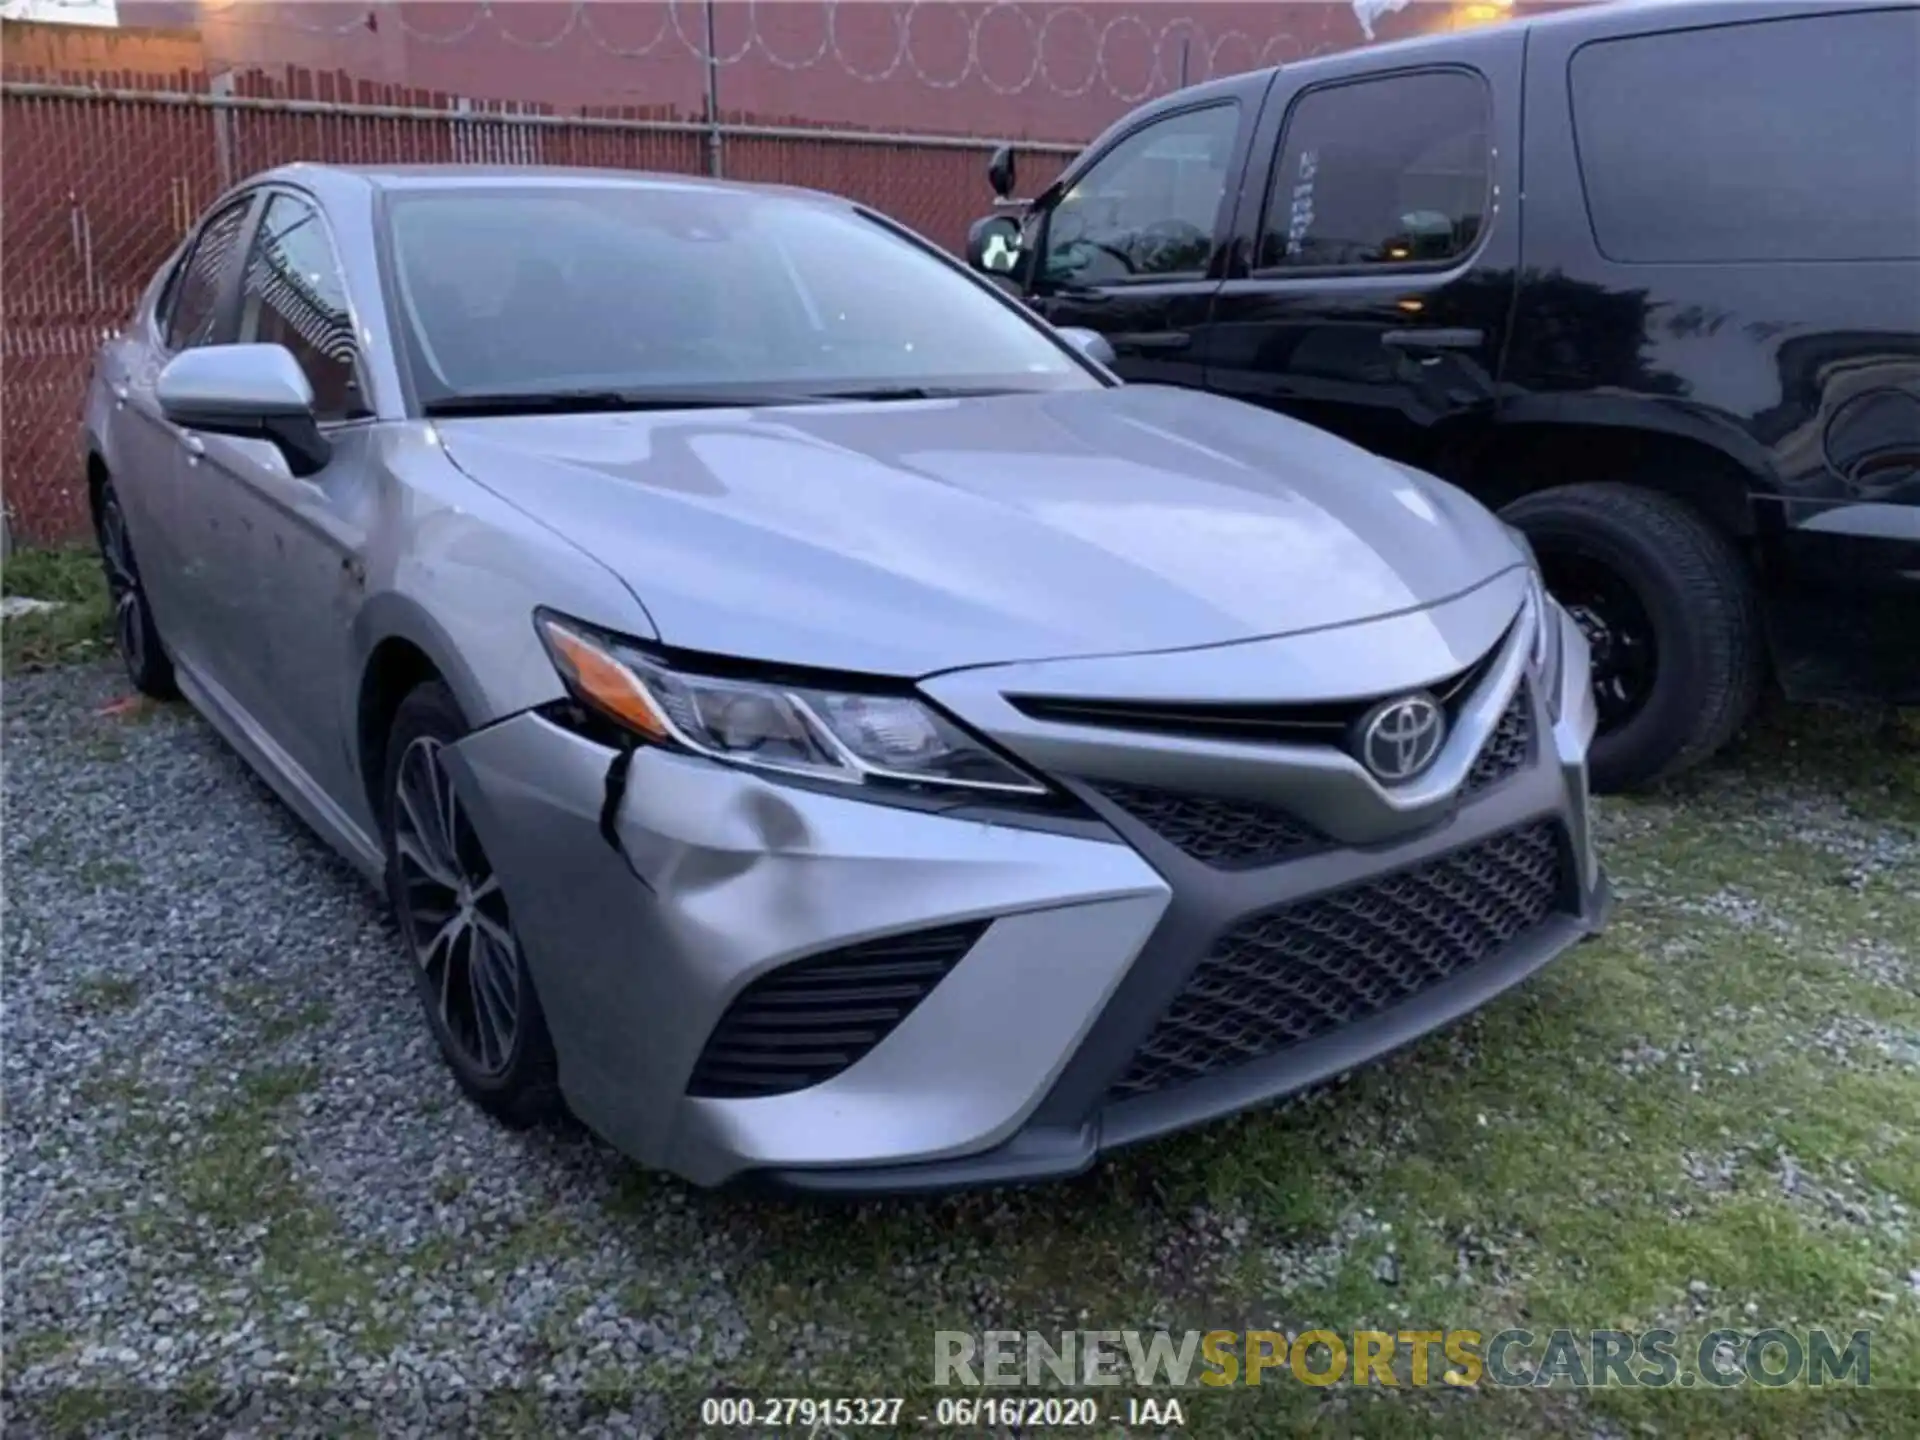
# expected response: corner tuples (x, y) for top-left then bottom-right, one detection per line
(966, 0), (1920, 793)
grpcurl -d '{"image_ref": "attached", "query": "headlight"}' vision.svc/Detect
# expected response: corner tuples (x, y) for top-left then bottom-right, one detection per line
(536, 613), (1049, 798)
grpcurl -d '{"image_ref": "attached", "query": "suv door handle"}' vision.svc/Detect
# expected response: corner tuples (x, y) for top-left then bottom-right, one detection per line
(112, 382), (130, 405)
(1381, 328), (1484, 351)
(180, 433), (205, 462)
(1113, 332), (1193, 353)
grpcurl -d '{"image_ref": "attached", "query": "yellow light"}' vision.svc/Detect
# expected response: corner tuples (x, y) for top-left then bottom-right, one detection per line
(1443, 0), (1516, 30)
(1396, 297), (1426, 313)
(540, 620), (671, 741)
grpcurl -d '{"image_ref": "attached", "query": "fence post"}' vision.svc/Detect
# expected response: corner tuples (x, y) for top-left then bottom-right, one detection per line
(703, 0), (723, 177)
(210, 69), (235, 189)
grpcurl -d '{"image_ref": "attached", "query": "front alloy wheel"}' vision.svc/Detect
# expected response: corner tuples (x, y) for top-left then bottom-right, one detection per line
(393, 735), (522, 1078)
(382, 680), (560, 1125)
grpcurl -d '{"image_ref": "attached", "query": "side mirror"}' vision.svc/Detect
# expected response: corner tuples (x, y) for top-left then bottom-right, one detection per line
(1057, 326), (1117, 370)
(158, 343), (331, 478)
(966, 214), (1024, 277)
(987, 143), (1016, 200)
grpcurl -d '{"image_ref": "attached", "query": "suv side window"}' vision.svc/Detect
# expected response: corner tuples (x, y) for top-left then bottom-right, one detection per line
(1259, 69), (1491, 271)
(238, 193), (368, 419)
(1040, 104), (1239, 288)
(165, 197), (253, 351)
(1570, 9), (1920, 264)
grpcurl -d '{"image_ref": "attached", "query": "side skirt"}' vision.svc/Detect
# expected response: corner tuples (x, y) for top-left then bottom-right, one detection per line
(174, 659), (387, 885)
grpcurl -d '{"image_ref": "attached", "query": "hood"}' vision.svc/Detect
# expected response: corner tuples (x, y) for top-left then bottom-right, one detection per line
(436, 384), (1523, 676)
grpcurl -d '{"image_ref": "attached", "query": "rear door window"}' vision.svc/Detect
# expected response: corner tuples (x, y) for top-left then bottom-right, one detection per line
(1259, 69), (1492, 272)
(1570, 8), (1920, 263)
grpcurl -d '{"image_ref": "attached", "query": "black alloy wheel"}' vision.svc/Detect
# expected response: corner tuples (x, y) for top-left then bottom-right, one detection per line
(1502, 482), (1764, 793)
(1542, 550), (1660, 734)
(94, 483), (176, 697)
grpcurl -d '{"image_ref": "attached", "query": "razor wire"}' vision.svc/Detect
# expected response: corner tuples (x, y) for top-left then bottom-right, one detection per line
(175, 1), (1351, 101)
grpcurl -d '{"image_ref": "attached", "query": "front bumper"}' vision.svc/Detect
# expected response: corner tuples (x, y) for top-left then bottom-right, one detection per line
(447, 577), (1608, 1191)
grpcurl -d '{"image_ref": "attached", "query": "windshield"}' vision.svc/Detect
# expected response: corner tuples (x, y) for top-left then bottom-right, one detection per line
(381, 183), (1098, 407)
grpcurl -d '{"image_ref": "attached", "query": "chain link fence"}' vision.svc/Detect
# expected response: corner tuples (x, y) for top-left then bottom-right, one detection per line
(4, 0), (1488, 542)
(0, 78), (1074, 544)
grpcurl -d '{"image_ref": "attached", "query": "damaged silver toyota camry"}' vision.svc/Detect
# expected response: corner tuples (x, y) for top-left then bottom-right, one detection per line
(83, 164), (1609, 1191)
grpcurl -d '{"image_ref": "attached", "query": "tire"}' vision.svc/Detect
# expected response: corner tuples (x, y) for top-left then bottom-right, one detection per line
(94, 479), (177, 699)
(1502, 482), (1764, 794)
(381, 679), (561, 1127)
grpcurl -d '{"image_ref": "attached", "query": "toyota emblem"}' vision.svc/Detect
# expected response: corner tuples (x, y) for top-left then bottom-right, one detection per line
(1355, 693), (1446, 783)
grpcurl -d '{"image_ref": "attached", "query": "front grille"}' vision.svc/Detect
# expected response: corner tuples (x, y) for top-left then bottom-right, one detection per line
(1465, 684), (1534, 794)
(687, 922), (987, 1099)
(1091, 781), (1328, 869)
(1107, 822), (1567, 1101)
(1008, 634), (1507, 749)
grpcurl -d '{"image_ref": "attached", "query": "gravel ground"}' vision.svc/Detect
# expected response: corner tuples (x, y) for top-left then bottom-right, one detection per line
(4, 661), (1917, 1438)
(3, 666), (744, 1436)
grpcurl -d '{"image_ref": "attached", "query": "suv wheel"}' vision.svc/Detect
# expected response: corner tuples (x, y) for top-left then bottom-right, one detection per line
(381, 680), (562, 1127)
(1502, 482), (1764, 793)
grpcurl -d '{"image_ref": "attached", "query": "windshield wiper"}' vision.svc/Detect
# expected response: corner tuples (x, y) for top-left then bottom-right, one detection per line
(421, 388), (825, 418)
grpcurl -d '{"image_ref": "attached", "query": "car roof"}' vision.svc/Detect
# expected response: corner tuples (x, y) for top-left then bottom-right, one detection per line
(247, 161), (845, 210)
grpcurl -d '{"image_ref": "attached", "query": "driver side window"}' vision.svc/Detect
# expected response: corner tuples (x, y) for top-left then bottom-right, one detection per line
(1040, 104), (1239, 288)
(165, 197), (253, 352)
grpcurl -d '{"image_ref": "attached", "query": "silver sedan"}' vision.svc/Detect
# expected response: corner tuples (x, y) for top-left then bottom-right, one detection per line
(82, 164), (1608, 1191)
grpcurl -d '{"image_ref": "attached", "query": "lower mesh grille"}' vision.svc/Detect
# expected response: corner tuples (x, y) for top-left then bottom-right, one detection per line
(1090, 781), (1328, 869)
(1108, 822), (1567, 1101)
(687, 923), (987, 1099)
(1465, 684), (1534, 793)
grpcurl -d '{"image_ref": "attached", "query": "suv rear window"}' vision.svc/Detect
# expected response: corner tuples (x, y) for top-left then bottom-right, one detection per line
(1570, 8), (1920, 264)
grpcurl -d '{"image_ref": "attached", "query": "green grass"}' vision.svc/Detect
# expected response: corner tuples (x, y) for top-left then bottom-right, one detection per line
(3, 543), (106, 604)
(1, 544), (112, 672)
(70, 973), (141, 1014)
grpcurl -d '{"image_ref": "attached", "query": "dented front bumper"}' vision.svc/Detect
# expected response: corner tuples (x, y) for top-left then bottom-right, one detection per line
(444, 715), (1171, 1186)
(443, 619), (1606, 1192)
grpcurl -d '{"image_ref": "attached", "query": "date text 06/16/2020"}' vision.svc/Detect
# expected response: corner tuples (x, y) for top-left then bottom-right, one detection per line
(698, 1396), (1187, 1429)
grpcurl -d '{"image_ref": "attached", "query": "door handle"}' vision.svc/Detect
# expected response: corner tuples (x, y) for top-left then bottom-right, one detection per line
(112, 382), (129, 405)
(1381, 327), (1484, 351)
(1113, 332), (1193, 353)
(180, 433), (205, 463)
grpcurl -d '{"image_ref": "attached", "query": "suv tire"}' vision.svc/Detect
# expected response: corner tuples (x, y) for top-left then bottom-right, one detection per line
(1502, 482), (1764, 793)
